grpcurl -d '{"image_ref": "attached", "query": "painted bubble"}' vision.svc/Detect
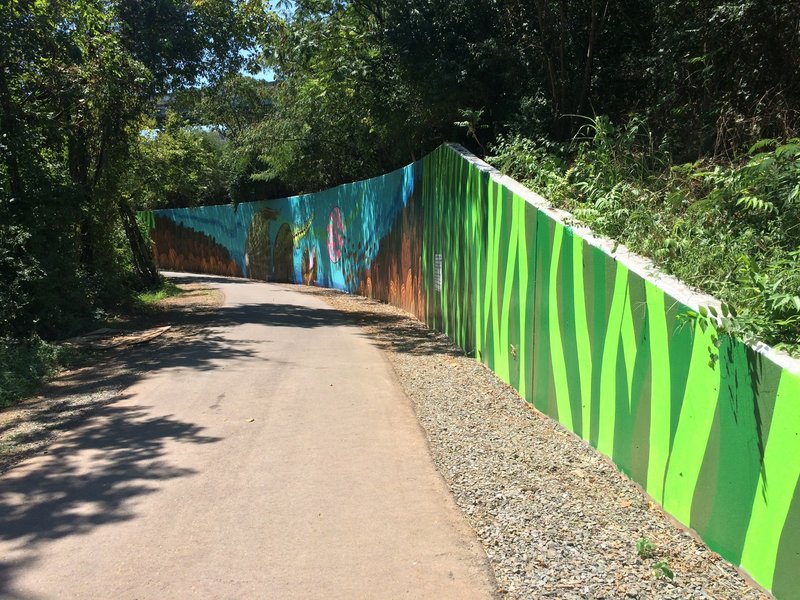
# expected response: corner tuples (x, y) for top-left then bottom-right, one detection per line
(327, 207), (346, 263)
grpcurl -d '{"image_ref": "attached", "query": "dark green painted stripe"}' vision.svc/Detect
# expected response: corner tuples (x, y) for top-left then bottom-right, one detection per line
(472, 166), (487, 360)
(589, 250), (612, 447)
(772, 473), (800, 599)
(515, 196), (530, 398)
(482, 178), (499, 369)
(613, 273), (643, 468)
(614, 335), (631, 471)
(689, 402), (721, 549)
(620, 279), (638, 413)
(549, 223), (573, 430)
(741, 371), (800, 589)
(597, 263), (629, 458)
(644, 282), (671, 504)
(503, 190), (522, 390)
(748, 348), (783, 453)
(626, 302), (652, 486)
(694, 337), (765, 565)
(533, 211), (555, 415)
(498, 186), (519, 384)
(662, 320), (720, 525)
(572, 235), (593, 441)
(522, 203), (538, 404)
(560, 228), (583, 434)
(666, 301), (694, 452)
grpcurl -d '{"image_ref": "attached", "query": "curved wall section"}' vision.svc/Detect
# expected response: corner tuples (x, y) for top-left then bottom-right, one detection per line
(142, 144), (800, 597)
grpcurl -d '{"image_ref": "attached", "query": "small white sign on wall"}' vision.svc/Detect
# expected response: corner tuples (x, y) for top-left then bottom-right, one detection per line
(434, 254), (443, 292)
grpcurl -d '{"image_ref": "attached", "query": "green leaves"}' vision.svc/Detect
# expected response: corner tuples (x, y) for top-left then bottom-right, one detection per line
(0, 0), (269, 338)
(652, 560), (674, 580)
(633, 538), (674, 580)
(487, 117), (800, 356)
(124, 112), (231, 210)
(636, 538), (656, 559)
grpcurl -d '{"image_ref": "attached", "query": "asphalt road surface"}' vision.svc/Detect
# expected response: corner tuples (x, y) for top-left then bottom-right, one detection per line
(0, 273), (495, 599)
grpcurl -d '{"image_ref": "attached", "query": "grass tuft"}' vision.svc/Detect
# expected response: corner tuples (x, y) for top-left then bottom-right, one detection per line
(135, 281), (181, 306)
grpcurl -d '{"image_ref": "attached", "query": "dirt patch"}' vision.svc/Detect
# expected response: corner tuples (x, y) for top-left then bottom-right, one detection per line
(0, 281), (224, 474)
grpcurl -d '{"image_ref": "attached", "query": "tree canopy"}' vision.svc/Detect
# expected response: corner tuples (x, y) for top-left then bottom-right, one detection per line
(0, 0), (269, 336)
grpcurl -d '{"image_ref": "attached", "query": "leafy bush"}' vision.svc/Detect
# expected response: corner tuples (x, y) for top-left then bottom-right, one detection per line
(488, 120), (800, 356)
(0, 336), (63, 407)
(0, 225), (41, 337)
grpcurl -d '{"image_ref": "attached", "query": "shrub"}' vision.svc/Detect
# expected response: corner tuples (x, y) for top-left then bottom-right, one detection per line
(488, 120), (800, 356)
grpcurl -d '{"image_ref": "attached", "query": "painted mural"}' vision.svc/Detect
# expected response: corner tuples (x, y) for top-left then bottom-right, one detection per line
(150, 215), (242, 277)
(142, 144), (800, 598)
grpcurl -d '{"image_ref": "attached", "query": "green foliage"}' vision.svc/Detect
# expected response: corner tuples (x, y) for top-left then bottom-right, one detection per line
(0, 226), (41, 336)
(171, 74), (289, 202)
(488, 121), (800, 356)
(636, 538), (656, 559)
(125, 112), (231, 209)
(644, 0), (800, 156)
(136, 281), (181, 305)
(632, 537), (674, 580)
(0, 336), (63, 408)
(652, 560), (674, 580)
(247, 1), (423, 191)
(117, 0), (269, 90)
(0, 0), (267, 340)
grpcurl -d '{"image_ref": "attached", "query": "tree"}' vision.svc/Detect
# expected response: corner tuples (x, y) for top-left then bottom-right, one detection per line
(0, 0), (270, 335)
(124, 112), (231, 210)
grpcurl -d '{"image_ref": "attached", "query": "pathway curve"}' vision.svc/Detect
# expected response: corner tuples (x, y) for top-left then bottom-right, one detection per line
(0, 273), (495, 599)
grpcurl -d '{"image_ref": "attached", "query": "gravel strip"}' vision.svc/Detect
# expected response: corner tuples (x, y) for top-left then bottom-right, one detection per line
(301, 285), (770, 600)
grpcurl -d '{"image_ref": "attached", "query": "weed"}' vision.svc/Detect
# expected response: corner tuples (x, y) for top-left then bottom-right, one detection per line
(0, 336), (60, 408)
(136, 281), (181, 305)
(636, 538), (656, 559)
(652, 560), (674, 580)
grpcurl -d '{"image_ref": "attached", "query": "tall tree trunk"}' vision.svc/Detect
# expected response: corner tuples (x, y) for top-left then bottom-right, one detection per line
(575, 0), (610, 116)
(0, 64), (23, 206)
(79, 214), (96, 271)
(118, 199), (160, 287)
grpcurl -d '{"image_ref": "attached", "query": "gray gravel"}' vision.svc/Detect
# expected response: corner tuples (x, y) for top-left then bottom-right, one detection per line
(305, 285), (770, 600)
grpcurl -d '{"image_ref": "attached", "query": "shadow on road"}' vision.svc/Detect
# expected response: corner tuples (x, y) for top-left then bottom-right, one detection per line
(164, 272), (462, 358)
(0, 271), (461, 597)
(3, 273), (452, 473)
(0, 401), (220, 597)
(1, 273), (457, 478)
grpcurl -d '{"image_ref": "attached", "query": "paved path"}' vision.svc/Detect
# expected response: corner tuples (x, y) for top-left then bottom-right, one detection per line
(0, 273), (494, 599)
